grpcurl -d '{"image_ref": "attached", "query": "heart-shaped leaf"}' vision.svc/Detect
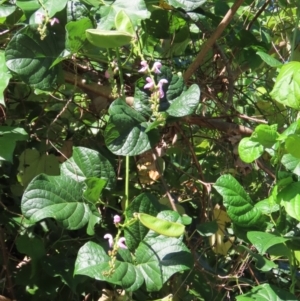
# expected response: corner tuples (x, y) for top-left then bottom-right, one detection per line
(21, 174), (91, 230)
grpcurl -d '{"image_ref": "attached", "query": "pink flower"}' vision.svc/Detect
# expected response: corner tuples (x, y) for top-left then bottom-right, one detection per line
(104, 234), (113, 248)
(35, 12), (45, 23)
(157, 79), (168, 98)
(138, 61), (148, 73)
(50, 17), (59, 26)
(104, 69), (110, 79)
(117, 237), (127, 249)
(152, 62), (162, 74)
(113, 215), (121, 224)
(144, 77), (155, 90)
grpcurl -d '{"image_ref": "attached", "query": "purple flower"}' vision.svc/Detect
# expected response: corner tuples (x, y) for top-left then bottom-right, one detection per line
(117, 237), (127, 249)
(104, 69), (110, 79)
(157, 79), (168, 98)
(152, 62), (162, 74)
(113, 215), (121, 224)
(50, 17), (59, 26)
(35, 12), (45, 23)
(104, 234), (114, 248)
(138, 61), (149, 73)
(144, 77), (155, 90)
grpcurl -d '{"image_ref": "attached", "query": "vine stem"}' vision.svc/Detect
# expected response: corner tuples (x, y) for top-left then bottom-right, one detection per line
(115, 47), (129, 208)
(291, 7), (300, 61)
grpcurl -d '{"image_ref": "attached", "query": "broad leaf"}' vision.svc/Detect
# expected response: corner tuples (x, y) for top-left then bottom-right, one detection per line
(83, 177), (107, 204)
(197, 221), (218, 237)
(238, 137), (264, 163)
(281, 153), (300, 176)
(253, 124), (278, 148)
(166, 84), (200, 117)
(61, 147), (116, 189)
(236, 283), (297, 301)
(0, 50), (12, 107)
(104, 99), (158, 156)
(167, 0), (206, 11)
(0, 126), (28, 163)
(5, 25), (63, 90)
(285, 134), (300, 158)
(270, 61), (300, 110)
(74, 241), (143, 291)
(35, 0), (68, 18)
(214, 174), (264, 227)
(21, 174), (91, 230)
(98, 0), (150, 30)
(278, 182), (300, 221)
(247, 231), (288, 254)
(124, 193), (161, 251)
(18, 149), (60, 187)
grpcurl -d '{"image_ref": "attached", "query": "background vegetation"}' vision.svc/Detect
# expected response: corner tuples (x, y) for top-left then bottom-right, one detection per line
(1, 0), (300, 300)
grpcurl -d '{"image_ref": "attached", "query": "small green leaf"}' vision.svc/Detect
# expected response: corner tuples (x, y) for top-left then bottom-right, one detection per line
(66, 18), (93, 53)
(167, 0), (206, 11)
(247, 231), (288, 254)
(86, 29), (133, 48)
(285, 134), (300, 158)
(0, 126), (28, 163)
(134, 212), (185, 237)
(196, 221), (218, 237)
(214, 174), (264, 228)
(166, 84), (200, 117)
(236, 283), (297, 301)
(36, 0), (68, 18)
(256, 51), (283, 67)
(21, 174), (90, 230)
(238, 137), (264, 163)
(270, 61), (300, 109)
(83, 177), (107, 204)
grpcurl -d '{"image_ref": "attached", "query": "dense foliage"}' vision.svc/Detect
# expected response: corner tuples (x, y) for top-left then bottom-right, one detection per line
(1, 0), (300, 300)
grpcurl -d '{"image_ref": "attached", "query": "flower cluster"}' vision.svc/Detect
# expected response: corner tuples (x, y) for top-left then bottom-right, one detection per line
(104, 234), (127, 249)
(138, 61), (162, 74)
(35, 11), (59, 40)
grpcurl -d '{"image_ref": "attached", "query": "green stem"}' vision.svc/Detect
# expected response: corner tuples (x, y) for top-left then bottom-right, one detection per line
(291, 8), (300, 61)
(125, 155), (129, 209)
(115, 47), (125, 99)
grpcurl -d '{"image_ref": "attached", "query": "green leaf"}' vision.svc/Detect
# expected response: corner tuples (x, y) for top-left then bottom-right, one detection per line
(0, 51), (12, 106)
(98, 0), (150, 30)
(253, 124), (278, 148)
(255, 197), (280, 215)
(278, 182), (300, 221)
(238, 137), (264, 163)
(166, 84), (200, 117)
(236, 283), (297, 301)
(115, 10), (135, 35)
(35, 0), (68, 18)
(281, 153), (300, 176)
(18, 149), (60, 187)
(86, 29), (133, 48)
(270, 61), (300, 109)
(104, 99), (158, 156)
(136, 234), (192, 292)
(16, 234), (46, 260)
(0, 5), (15, 24)
(256, 51), (283, 67)
(285, 134), (300, 158)
(124, 193), (161, 251)
(74, 241), (144, 291)
(86, 206), (101, 236)
(16, 0), (40, 17)
(247, 231), (288, 254)
(167, 0), (206, 11)
(214, 174), (264, 227)
(61, 147), (116, 189)
(196, 221), (218, 237)
(135, 212), (185, 237)
(21, 174), (91, 230)
(83, 177), (107, 204)
(0, 126), (28, 163)
(66, 18), (93, 53)
(5, 25), (63, 90)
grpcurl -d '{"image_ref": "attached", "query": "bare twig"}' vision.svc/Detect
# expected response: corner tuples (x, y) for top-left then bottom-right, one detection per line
(246, 0), (271, 31)
(184, 0), (245, 82)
